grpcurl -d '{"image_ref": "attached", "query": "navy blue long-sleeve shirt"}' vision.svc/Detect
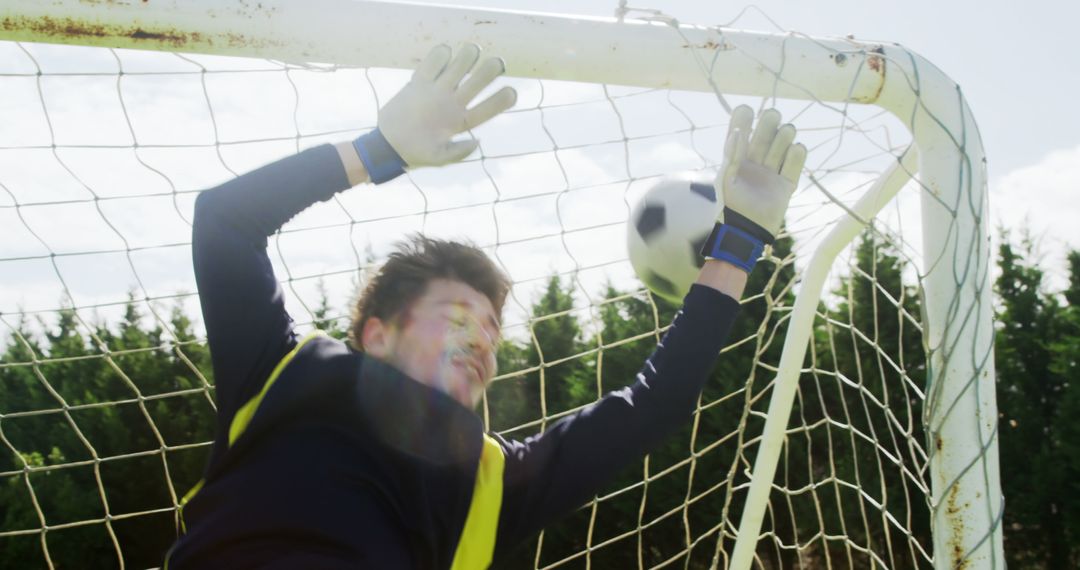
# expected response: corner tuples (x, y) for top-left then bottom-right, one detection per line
(164, 144), (741, 568)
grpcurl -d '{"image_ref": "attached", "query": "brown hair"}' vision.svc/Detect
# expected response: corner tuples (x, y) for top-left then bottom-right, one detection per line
(349, 235), (511, 351)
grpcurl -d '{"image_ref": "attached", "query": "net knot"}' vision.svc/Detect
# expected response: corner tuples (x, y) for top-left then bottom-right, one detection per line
(614, 1), (680, 27)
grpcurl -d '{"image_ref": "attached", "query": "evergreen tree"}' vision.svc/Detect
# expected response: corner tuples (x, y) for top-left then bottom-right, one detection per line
(483, 338), (531, 433)
(1048, 249), (1080, 566)
(802, 232), (929, 568)
(0, 305), (120, 567)
(994, 232), (1069, 567)
(1066, 251), (1080, 307)
(0, 297), (215, 569)
(496, 275), (597, 566)
(9, 234), (1078, 567)
(312, 279), (348, 340)
(550, 231), (798, 568)
(523, 275), (594, 421)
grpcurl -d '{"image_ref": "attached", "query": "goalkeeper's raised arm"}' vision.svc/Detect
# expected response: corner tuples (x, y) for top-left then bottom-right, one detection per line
(188, 44), (514, 427)
(169, 43), (805, 569)
(173, 44), (516, 568)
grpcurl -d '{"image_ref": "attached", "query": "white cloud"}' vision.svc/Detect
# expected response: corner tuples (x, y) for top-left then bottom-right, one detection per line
(991, 144), (1080, 286)
(992, 145), (1080, 249)
(8, 39), (1075, 346)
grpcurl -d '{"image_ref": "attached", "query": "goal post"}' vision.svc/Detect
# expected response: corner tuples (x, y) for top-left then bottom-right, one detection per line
(0, 0), (1002, 568)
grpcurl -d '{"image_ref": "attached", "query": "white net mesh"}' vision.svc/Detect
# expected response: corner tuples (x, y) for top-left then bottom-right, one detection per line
(0, 7), (997, 568)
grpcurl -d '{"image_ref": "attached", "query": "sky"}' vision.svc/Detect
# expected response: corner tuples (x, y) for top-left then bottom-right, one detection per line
(447, 0), (1080, 268)
(1, 0), (1078, 341)
(457, 0), (1078, 176)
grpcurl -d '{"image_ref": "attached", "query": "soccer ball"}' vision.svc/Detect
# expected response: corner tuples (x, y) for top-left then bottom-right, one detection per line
(626, 174), (719, 303)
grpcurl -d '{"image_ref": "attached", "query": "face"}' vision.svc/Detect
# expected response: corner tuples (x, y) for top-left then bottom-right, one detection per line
(362, 278), (501, 409)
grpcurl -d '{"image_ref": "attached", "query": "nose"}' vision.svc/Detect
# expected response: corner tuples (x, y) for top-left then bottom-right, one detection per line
(449, 310), (495, 355)
(465, 321), (495, 355)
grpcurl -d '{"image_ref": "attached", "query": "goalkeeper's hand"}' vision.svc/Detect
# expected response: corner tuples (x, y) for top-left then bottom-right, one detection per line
(701, 105), (807, 273)
(354, 44), (517, 184)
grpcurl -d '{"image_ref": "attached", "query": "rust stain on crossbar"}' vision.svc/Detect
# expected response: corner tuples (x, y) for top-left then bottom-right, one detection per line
(864, 45), (887, 102)
(0, 15), (285, 51)
(678, 36), (888, 104)
(681, 39), (733, 51)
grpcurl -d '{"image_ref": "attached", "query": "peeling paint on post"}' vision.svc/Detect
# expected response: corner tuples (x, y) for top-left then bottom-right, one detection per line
(0, 0), (890, 101)
(862, 44), (887, 102)
(0, 14), (285, 52)
(867, 45), (886, 73)
(947, 484), (970, 569)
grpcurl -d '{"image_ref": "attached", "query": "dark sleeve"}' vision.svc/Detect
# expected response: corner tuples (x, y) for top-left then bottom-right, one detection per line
(192, 144), (351, 426)
(491, 284), (741, 561)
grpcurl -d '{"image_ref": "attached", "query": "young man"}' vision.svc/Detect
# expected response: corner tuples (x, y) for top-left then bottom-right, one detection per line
(164, 44), (805, 569)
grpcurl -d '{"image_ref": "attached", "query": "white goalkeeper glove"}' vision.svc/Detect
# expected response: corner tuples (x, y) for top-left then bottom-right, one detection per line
(700, 105), (807, 273)
(354, 44), (517, 183)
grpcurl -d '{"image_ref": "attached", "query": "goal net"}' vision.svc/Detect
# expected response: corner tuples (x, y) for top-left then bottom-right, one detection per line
(0, 1), (1002, 568)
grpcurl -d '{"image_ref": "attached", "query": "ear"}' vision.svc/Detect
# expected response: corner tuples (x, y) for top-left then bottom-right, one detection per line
(361, 317), (394, 358)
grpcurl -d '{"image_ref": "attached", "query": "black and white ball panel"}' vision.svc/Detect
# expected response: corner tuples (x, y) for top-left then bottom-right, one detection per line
(627, 174), (720, 304)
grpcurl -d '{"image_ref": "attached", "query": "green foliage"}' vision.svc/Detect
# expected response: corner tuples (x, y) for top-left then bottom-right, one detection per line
(803, 232), (930, 567)
(0, 297), (215, 569)
(1066, 251), (1080, 307)
(1053, 260), (1080, 562)
(493, 234), (802, 568)
(522, 275), (595, 424)
(994, 233), (1080, 568)
(312, 279), (349, 341)
(486, 275), (600, 566)
(3, 235), (1080, 568)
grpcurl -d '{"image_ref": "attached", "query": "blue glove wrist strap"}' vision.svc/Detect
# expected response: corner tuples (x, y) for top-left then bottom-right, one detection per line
(700, 222), (765, 274)
(353, 128), (407, 184)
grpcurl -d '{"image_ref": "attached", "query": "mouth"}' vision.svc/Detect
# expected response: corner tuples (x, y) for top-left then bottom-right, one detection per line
(449, 355), (484, 387)
(447, 363), (480, 407)
(465, 360), (485, 385)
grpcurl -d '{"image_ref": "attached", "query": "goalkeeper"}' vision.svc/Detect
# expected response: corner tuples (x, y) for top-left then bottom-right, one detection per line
(165, 44), (806, 569)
